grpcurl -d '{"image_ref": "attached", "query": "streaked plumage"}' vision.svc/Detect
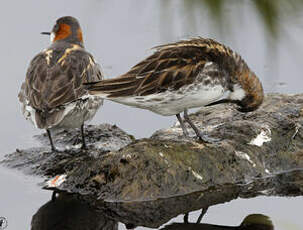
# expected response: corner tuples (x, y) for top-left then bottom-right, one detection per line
(18, 16), (103, 151)
(85, 38), (264, 141)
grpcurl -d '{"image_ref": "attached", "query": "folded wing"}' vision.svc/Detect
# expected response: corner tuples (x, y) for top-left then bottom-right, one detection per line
(22, 49), (103, 111)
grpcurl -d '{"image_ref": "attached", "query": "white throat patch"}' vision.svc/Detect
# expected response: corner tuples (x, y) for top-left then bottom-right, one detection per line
(50, 32), (55, 43)
(229, 84), (246, 101)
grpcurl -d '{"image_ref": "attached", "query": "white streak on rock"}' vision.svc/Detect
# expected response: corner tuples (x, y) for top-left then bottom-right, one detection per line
(192, 170), (203, 181)
(249, 127), (271, 147)
(72, 144), (82, 149)
(235, 151), (256, 167)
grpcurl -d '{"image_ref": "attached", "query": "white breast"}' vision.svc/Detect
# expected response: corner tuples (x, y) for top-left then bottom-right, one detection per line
(55, 95), (103, 129)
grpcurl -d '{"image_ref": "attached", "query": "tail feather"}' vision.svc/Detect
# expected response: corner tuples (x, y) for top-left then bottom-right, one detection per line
(108, 87), (141, 97)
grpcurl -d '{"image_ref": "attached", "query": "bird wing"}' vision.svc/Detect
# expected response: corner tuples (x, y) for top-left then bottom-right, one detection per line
(86, 38), (237, 97)
(21, 46), (103, 111)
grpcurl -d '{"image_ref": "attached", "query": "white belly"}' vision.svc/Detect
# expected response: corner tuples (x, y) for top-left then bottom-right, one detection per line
(109, 83), (226, 116)
(21, 95), (103, 129)
(54, 95), (103, 129)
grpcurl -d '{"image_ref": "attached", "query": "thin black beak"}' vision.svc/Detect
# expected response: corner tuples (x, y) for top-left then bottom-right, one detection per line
(41, 32), (51, 35)
(205, 99), (233, 107)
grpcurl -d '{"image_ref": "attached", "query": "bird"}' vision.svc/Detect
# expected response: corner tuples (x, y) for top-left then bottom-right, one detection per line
(31, 192), (118, 230)
(84, 38), (264, 142)
(18, 16), (104, 151)
(161, 214), (274, 230)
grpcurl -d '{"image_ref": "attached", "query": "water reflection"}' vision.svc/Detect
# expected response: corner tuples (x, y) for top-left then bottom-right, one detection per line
(31, 192), (273, 230)
(161, 214), (273, 230)
(31, 193), (118, 230)
(0, 1), (302, 229)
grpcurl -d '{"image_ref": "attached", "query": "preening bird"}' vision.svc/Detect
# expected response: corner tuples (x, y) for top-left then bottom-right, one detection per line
(85, 38), (263, 142)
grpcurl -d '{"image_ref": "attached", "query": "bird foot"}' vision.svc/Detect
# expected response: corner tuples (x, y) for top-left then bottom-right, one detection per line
(51, 147), (62, 152)
(196, 132), (221, 143)
(71, 136), (82, 146)
(81, 143), (88, 150)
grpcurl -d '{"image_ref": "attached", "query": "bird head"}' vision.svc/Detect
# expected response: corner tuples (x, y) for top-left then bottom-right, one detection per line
(206, 70), (264, 112)
(230, 70), (264, 112)
(41, 16), (84, 46)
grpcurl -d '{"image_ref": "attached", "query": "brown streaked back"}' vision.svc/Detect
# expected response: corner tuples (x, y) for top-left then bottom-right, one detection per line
(86, 38), (250, 98)
(22, 43), (103, 112)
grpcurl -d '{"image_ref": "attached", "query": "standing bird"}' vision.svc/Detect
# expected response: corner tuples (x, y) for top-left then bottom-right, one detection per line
(18, 16), (104, 151)
(85, 38), (263, 142)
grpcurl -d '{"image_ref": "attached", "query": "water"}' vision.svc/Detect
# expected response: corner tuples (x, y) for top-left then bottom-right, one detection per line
(0, 0), (303, 229)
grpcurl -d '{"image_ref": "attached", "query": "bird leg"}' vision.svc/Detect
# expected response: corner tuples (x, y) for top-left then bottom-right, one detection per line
(196, 207), (209, 223)
(47, 129), (59, 152)
(176, 113), (189, 137)
(125, 223), (136, 230)
(183, 212), (189, 223)
(81, 124), (87, 150)
(183, 109), (220, 143)
(51, 191), (58, 201)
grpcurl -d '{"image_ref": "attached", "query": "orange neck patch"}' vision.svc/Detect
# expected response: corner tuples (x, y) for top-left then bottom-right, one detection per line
(53, 23), (72, 42)
(77, 28), (83, 43)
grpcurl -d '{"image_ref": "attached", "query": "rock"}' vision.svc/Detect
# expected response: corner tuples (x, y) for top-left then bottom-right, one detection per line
(2, 93), (303, 228)
(34, 123), (135, 152)
(2, 124), (133, 177)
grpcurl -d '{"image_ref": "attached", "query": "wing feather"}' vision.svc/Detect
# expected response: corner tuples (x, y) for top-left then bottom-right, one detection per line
(22, 48), (103, 111)
(85, 38), (241, 97)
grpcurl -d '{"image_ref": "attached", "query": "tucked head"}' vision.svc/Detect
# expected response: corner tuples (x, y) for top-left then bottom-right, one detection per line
(231, 70), (264, 112)
(41, 16), (84, 46)
(206, 70), (264, 112)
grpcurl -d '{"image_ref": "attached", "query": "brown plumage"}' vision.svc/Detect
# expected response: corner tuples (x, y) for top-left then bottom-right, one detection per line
(85, 38), (264, 142)
(88, 38), (219, 97)
(18, 16), (104, 151)
(21, 44), (102, 128)
(87, 38), (263, 108)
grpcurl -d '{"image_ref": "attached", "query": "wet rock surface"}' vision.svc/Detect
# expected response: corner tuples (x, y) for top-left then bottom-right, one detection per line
(2, 124), (133, 177)
(2, 93), (303, 228)
(34, 123), (134, 152)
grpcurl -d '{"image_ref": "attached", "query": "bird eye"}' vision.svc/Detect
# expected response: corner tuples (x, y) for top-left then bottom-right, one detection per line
(53, 24), (59, 33)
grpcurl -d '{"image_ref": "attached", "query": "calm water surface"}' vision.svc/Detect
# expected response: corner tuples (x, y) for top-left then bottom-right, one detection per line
(0, 1), (303, 229)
